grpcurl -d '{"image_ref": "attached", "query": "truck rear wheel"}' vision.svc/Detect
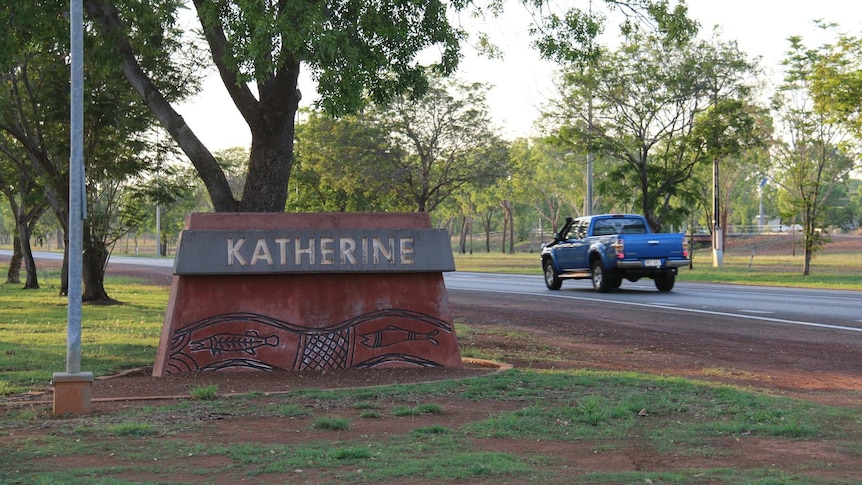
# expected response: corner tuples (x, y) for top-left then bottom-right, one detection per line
(654, 272), (675, 292)
(543, 260), (562, 290)
(591, 260), (615, 293)
(544, 260), (562, 290)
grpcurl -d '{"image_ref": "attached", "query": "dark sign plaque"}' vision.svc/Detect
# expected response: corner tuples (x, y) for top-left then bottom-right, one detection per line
(174, 229), (455, 275)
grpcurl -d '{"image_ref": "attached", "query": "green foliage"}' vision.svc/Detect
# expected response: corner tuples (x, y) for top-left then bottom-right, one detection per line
(88, 0), (474, 212)
(809, 24), (862, 138)
(293, 75), (509, 213)
(507, 138), (585, 231)
(547, 31), (760, 232)
(771, 30), (862, 274)
(526, 0), (698, 67)
(197, 0), (463, 116)
(292, 110), (402, 212)
(0, 0), (197, 298)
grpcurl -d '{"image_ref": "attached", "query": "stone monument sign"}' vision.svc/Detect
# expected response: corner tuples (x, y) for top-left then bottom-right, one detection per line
(153, 212), (461, 376)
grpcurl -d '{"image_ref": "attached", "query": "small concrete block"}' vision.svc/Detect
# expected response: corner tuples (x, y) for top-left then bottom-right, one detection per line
(52, 372), (94, 416)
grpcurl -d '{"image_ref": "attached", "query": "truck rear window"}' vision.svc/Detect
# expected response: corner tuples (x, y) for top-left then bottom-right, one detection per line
(592, 218), (647, 235)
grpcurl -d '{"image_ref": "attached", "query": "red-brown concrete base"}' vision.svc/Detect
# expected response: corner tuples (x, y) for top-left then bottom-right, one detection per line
(52, 372), (94, 416)
(153, 213), (461, 377)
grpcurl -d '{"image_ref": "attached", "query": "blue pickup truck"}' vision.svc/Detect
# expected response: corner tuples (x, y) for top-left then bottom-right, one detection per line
(541, 214), (689, 292)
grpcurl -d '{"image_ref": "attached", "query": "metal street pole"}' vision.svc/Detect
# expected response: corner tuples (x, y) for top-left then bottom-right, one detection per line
(759, 177), (767, 233)
(156, 204), (161, 256)
(67, 0), (85, 374)
(54, 0), (93, 415)
(586, 85), (594, 216)
(585, 0), (594, 216)
(712, 155), (723, 267)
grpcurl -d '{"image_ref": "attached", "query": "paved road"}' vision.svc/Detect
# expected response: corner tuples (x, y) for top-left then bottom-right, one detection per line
(0, 250), (175, 268)
(444, 272), (862, 334)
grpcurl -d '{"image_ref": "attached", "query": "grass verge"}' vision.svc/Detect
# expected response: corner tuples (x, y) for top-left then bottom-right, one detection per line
(2, 369), (860, 483)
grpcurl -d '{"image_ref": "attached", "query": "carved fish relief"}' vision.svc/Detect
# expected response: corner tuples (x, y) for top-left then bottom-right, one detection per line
(190, 330), (279, 356)
(359, 325), (439, 348)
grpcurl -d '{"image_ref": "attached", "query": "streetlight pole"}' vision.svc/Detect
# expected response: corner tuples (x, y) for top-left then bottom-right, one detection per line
(586, 96), (594, 216)
(758, 177), (767, 233)
(585, 0), (594, 216)
(54, 0), (93, 415)
(712, 154), (723, 267)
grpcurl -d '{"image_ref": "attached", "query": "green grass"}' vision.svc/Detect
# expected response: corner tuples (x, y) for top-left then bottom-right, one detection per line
(311, 416), (351, 431)
(0, 270), (168, 394)
(682, 248), (862, 289)
(189, 383), (218, 400)
(391, 402), (443, 416)
(107, 422), (158, 437)
(3, 369), (860, 483)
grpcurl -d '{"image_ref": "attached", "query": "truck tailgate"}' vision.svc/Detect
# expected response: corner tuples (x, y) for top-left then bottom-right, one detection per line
(620, 234), (685, 260)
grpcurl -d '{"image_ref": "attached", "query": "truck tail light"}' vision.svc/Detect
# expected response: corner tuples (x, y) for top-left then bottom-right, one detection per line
(612, 238), (624, 259)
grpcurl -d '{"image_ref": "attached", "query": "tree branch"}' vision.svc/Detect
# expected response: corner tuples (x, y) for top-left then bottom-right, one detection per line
(84, 0), (237, 211)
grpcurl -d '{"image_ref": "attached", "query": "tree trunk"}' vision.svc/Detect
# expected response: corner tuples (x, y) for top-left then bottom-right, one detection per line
(508, 210), (515, 254)
(801, 212), (815, 277)
(5, 236), (22, 284)
(82, 223), (114, 303)
(500, 213), (508, 254)
(481, 212), (493, 253)
(240, 117), (297, 212)
(458, 216), (468, 254)
(501, 200), (515, 254)
(60, 242), (69, 296)
(87, 0), (305, 213)
(17, 220), (40, 289)
(802, 246), (812, 276)
(82, 247), (112, 302)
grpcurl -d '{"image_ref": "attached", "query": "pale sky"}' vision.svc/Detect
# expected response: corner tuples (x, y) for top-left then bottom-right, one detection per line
(177, 1), (862, 151)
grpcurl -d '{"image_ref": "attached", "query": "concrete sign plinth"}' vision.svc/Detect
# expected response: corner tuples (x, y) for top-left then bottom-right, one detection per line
(52, 372), (94, 415)
(153, 213), (461, 376)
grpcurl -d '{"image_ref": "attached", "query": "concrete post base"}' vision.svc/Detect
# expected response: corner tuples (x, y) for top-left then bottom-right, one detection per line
(52, 372), (94, 416)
